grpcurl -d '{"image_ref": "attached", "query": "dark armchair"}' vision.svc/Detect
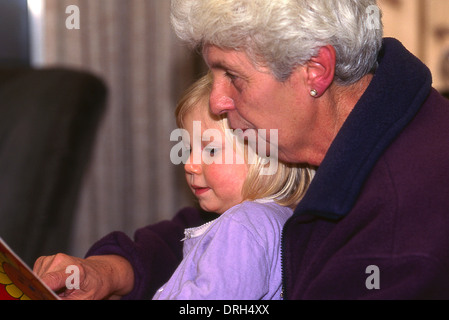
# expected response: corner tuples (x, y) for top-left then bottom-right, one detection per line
(0, 67), (107, 266)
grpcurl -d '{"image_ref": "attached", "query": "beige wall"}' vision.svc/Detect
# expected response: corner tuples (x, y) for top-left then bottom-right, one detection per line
(40, 0), (200, 257)
(380, 0), (449, 91)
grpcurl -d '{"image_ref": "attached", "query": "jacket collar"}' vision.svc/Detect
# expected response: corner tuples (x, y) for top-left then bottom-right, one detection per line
(293, 38), (432, 220)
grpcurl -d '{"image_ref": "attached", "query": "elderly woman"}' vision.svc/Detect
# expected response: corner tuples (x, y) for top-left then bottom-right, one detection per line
(34, 0), (449, 299)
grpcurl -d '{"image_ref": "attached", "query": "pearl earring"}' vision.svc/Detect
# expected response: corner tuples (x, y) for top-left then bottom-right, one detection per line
(310, 89), (318, 97)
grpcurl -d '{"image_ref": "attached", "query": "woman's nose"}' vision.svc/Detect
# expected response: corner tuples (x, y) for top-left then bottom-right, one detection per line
(209, 83), (235, 115)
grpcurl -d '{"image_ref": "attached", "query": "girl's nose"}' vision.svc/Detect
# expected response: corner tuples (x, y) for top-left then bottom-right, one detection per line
(184, 156), (202, 175)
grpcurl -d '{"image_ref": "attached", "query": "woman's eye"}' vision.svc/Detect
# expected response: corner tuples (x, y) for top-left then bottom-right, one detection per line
(224, 71), (243, 92)
(225, 71), (237, 81)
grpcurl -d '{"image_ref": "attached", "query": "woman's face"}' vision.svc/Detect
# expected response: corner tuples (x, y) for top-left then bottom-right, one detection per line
(203, 45), (317, 165)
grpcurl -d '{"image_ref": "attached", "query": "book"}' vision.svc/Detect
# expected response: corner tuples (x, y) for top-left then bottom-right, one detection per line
(0, 237), (59, 300)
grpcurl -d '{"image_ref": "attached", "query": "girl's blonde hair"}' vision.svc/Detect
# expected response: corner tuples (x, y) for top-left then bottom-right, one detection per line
(175, 73), (315, 209)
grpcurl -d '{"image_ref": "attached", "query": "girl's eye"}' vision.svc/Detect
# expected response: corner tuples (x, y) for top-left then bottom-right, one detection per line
(181, 145), (191, 163)
(207, 148), (216, 156)
(204, 146), (220, 157)
(182, 143), (192, 154)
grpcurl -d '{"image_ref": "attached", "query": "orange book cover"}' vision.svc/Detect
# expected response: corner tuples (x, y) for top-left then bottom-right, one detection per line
(0, 237), (59, 300)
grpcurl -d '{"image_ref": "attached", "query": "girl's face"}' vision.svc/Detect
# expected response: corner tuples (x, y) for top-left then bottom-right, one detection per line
(183, 106), (249, 214)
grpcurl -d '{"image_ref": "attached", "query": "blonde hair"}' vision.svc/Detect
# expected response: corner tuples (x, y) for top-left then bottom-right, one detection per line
(175, 74), (314, 208)
(171, 0), (383, 85)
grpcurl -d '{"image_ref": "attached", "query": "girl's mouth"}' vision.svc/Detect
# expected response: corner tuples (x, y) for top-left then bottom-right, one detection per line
(192, 186), (210, 196)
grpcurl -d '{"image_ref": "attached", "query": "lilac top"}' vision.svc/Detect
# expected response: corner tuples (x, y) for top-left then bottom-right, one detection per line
(152, 200), (292, 300)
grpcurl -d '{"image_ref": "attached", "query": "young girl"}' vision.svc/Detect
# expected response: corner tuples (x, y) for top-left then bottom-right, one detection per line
(153, 74), (314, 300)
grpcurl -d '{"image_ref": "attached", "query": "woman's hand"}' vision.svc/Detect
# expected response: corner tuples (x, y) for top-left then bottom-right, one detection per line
(33, 254), (134, 300)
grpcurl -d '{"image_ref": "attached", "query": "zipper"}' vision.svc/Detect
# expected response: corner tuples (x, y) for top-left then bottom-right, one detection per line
(181, 219), (216, 241)
(280, 220), (289, 300)
(280, 238), (286, 300)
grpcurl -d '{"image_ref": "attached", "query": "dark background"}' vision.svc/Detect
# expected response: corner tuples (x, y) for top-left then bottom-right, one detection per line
(0, 0), (30, 67)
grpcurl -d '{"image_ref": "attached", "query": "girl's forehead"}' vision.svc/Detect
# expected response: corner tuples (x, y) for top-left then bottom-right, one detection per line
(186, 106), (224, 131)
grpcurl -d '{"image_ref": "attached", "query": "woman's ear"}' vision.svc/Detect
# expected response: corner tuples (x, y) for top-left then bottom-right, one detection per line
(305, 45), (336, 97)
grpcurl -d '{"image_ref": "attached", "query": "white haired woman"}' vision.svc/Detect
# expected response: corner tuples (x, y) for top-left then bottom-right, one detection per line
(34, 0), (449, 300)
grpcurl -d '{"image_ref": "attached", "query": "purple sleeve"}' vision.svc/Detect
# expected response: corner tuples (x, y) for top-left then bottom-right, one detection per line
(85, 207), (203, 300)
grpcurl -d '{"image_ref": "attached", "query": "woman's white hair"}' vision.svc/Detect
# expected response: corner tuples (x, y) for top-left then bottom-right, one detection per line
(171, 0), (383, 85)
